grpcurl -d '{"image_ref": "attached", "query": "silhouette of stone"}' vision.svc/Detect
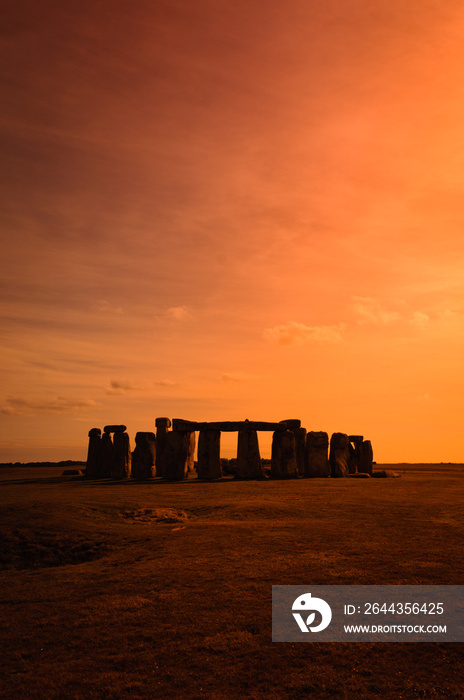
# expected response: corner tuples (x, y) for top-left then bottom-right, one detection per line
(236, 429), (263, 479)
(347, 442), (357, 474)
(155, 417), (171, 478)
(279, 419), (301, 431)
(372, 469), (400, 478)
(98, 432), (113, 478)
(164, 430), (191, 480)
(358, 440), (374, 475)
(197, 430), (221, 479)
(104, 424), (127, 433)
(329, 433), (350, 478)
(85, 428), (101, 478)
(185, 431), (196, 473)
(349, 435), (364, 474)
(173, 419), (290, 432)
(131, 432), (156, 479)
(271, 430), (298, 478)
(111, 431), (131, 479)
(305, 431), (330, 477)
(349, 472), (371, 478)
(295, 427), (306, 476)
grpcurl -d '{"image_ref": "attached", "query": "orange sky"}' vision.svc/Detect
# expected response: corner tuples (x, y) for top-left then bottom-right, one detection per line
(1, 0), (464, 462)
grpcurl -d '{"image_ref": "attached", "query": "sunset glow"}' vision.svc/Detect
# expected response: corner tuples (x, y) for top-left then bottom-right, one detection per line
(2, 0), (464, 462)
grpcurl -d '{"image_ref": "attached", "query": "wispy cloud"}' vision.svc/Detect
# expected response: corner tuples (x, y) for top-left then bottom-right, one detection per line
(2, 396), (100, 416)
(263, 322), (345, 346)
(352, 297), (401, 325)
(411, 311), (430, 327)
(105, 380), (140, 395)
(221, 372), (252, 383)
(94, 299), (124, 315)
(165, 306), (191, 321)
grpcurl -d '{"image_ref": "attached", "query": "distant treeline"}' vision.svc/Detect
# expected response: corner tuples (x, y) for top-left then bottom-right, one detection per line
(0, 460), (86, 468)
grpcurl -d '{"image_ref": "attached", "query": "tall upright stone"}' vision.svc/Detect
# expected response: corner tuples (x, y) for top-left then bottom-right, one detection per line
(236, 429), (263, 479)
(329, 432), (350, 478)
(98, 432), (113, 478)
(295, 427), (307, 476)
(349, 435), (364, 474)
(111, 431), (131, 479)
(186, 432), (196, 473)
(271, 430), (298, 478)
(131, 432), (156, 479)
(155, 417), (171, 478)
(86, 428), (101, 478)
(305, 431), (330, 477)
(358, 440), (374, 475)
(197, 430), (222, 479)
(164, 431), (191, 480)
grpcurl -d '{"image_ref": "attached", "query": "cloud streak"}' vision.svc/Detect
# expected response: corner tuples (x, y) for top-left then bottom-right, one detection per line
(2, 396), (100, 416)
(263, 322), (345, 346)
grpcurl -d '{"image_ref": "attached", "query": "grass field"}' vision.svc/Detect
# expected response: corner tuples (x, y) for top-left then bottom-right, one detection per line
(0, 464), (463, 699)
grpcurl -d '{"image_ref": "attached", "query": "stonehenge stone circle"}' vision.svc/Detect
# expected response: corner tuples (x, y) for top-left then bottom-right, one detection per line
(85, 418), (375, 482)
(305, 431), (330, 477)
(197, 430), (222, 479)
(329, 432), (350, 478)
(131, 432), (156, 479)
(271, 429), (298, 478)
(236, 428), (264, 479)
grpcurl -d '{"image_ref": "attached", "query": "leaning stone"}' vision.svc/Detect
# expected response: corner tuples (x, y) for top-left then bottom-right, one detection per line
(197, 430), (222, 479)
(236, 429), (263, 479)
(329, 433), (350, 478)
(111, 431), (131, 479)
(164, 431), (191, 480)
(104, 424), (127, 433)
(86, 428), (101, 478)
(305, 431), (330, 477)
(358, 440), (374, 475)
(131, 432), (156, 479)
(271, 430), (298, 478)
(372, 470), (400, 478)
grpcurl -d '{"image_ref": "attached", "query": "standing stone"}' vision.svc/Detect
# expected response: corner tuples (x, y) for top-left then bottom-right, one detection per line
(295, 427), (307, 476)
(347, 443), (357, 474)
(305, 431), (330, 477)
(164, 431), (191, 480)
(329, 432), (350, 478)
(131, 432), (156, 479)
(197, 430), (222, 479)
(349, 435), (364, 474)
(184, 431), (196, 473)
(358, 440), (374, 475)
(111, 431), (131, 479)
(98, 431), (113, 478)
(271, 430), (298, 478)
(155, 417), (171, 478)
(85, 428), (101, 478)
(236, 429), (263, 479)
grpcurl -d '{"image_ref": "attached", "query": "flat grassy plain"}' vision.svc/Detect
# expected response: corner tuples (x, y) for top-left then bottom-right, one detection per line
(0, 464), (463, 699)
